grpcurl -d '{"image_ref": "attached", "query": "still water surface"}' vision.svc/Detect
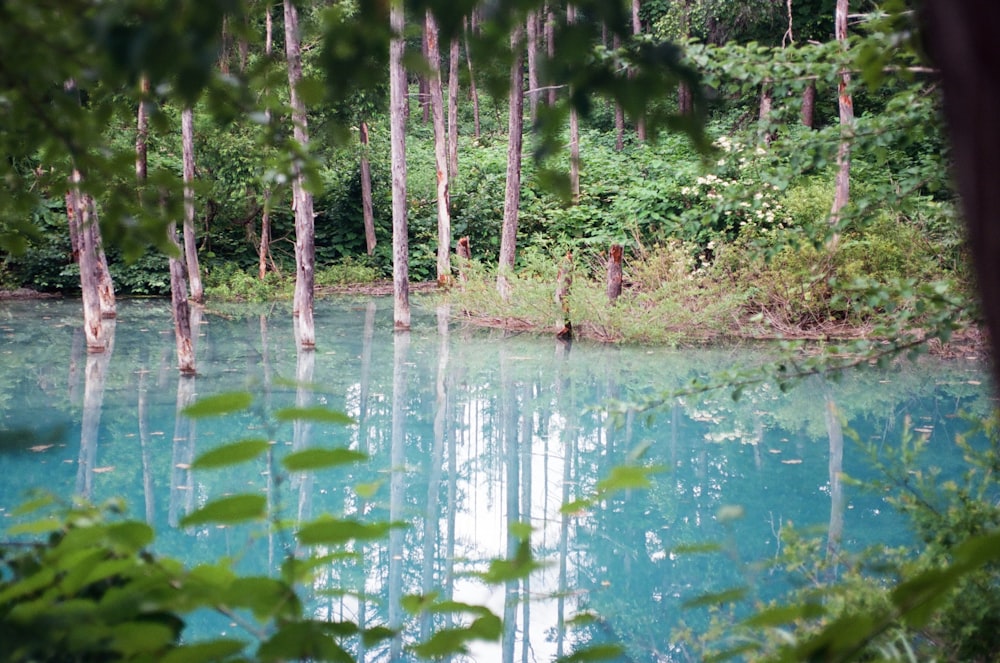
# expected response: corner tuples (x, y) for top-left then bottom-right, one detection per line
(0, 297), (993, 660)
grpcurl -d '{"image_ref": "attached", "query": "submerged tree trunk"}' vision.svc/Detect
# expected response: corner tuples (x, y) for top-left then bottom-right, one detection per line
(829, 0), (853, 249)
(284, 0), (316, 348)
(181, 107), (203, 303)
(68, 179), (106, 353)
(390, 0), (411, 329)
(360, 120), (377, 255)
(168, 223), (196, 375)
(497, 24), (525, 301)
(426, 10), (452, 287)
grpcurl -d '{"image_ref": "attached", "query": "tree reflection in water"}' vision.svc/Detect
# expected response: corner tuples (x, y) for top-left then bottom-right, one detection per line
(0, 298), (991, 661)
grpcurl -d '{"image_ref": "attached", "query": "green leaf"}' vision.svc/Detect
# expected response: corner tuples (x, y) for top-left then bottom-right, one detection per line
(258, 621), (353, 662)
(682, 586), (748, 609)
(671, 542), (723, 555)
(106, 521), (154, 551)
(556, 643), (626, 662)
(226, 577), (300, 621)
(160, 639), (248, 663)
(741, 602), (825, 628)
(595, 465), (660, 493)
(193, 439), (270, 469)
(110, 621), (178, 655)
(282, 447), (368, 471)
(296, 517), (399, 546)
(182, 392), (253, 418)
(274, 407), (355, 425)
(180, 494), (266, 527)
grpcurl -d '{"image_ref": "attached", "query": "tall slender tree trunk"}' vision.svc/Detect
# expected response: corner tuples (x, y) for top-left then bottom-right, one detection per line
(567, 5), (580, 201)
(830, 0), (853, 249)
(360, 120), (377, 255)
(613, 34), (625, 151)
(426, 10), (452, 287)
(632, 0), (647, 141)
(464, 17), (481, 139)
(136, 77), (149, 181)
(526, 10), (540, 122)
(390, 0), (411, 329)
(136, 77), (192, 373)
(497, 24), (525, 301)
(545, 5), (556, 107)
(284, 0), (316, 348)
(448, 38), (460, 180)
(181, 107), (203, 303)
(259, 5), (275, 280)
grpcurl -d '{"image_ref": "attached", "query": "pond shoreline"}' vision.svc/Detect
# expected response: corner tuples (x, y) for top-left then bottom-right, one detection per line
(5, 284), (987, 360)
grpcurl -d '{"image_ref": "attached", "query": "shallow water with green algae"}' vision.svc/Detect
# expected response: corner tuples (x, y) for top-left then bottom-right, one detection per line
(0, 297), (993, 661)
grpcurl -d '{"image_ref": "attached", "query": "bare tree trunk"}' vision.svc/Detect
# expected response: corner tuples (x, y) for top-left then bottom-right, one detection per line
(497, 24), (525, 302)
(801, 81), (816, 128)
(613, 34), (625, 151)
(91, 205), (116, 320)
(567, 5), (580, 201)
(546, 4), (556, 107)
(181, 107), (203, 303)
(830, 0), (853, 249)
(284, 0), (316, 348)
(168, 223), (196, 375)
(759, 81), (775, 145)
(420, 29), (430, 124)
(526, 10), (540, 122)
(136, 77), (149, 181)
(390, 0), (411, 329)
(456, 235), (471, 284)
(607, 243), (623, 301)
(259, 4), (275, 280)
(360, 120), (377, 255)
(68, 178), (107, 352)
(426, 10), (452, 287)
(632, 0), (647, 141)
(448, 38), (460, 180)
(464, 17), (481, 139)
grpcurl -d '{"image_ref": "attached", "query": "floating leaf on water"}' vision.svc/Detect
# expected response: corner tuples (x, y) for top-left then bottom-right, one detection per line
(29, 444), (53, 452)
(93, 466), (115, 473)
(780, 459), (803, 465)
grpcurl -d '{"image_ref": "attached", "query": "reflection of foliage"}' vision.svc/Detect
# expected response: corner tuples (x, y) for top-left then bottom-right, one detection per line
(670, 414), (1000, 662)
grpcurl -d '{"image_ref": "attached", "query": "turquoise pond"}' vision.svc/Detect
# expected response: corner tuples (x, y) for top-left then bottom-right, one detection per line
(0, 297), (994, 660)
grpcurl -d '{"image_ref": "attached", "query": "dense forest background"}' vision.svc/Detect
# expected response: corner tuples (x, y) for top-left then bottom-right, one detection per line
(0, 0), (970, 350)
